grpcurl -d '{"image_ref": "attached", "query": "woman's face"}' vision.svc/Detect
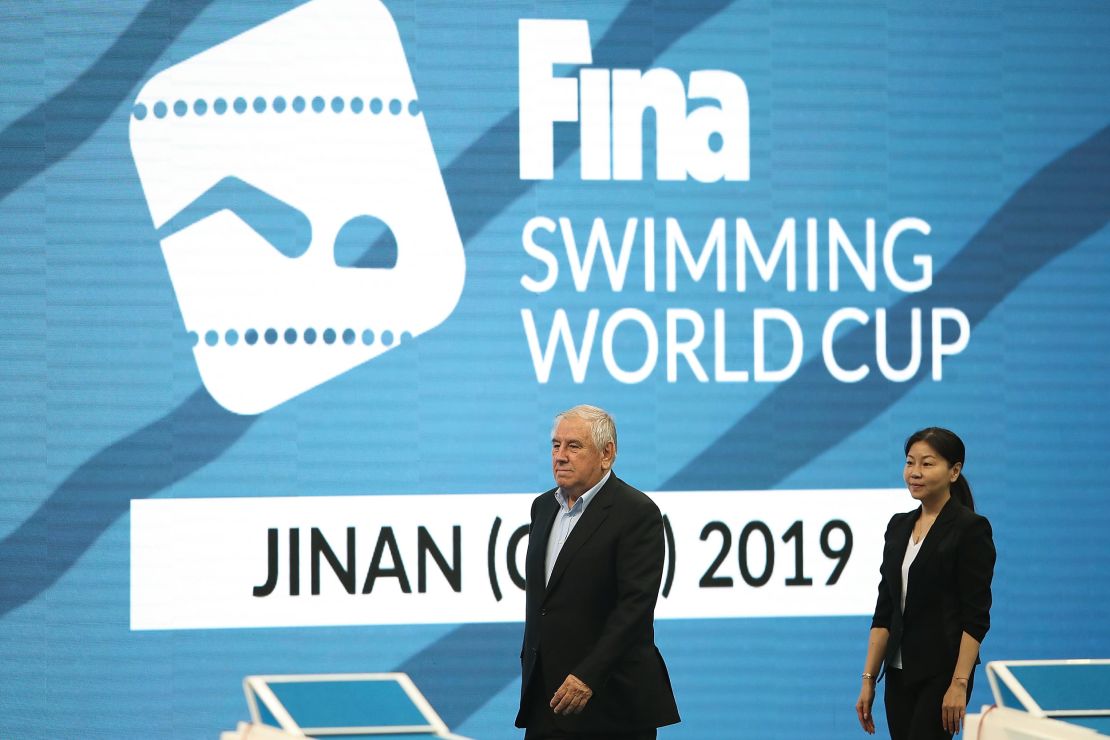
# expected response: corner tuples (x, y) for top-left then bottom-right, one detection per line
(904, 440), (962, 504)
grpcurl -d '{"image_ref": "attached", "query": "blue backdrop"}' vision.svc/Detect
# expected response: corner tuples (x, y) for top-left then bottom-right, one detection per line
(2, 0), (1109, 737)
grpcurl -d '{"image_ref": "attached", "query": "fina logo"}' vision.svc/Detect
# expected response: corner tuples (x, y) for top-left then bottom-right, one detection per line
(129, 0), (465, 414)
(519, 19), (750, 182)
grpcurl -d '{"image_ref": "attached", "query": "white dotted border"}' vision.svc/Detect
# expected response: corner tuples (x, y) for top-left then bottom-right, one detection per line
(189, 327), (410, 348)
(133, 95), (421, 120)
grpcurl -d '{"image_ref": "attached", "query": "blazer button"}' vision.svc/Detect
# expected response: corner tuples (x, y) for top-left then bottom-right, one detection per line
(541, 609), (547, 616)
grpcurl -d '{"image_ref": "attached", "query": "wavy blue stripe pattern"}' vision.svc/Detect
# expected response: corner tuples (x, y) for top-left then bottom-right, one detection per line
(2, 0), (1108, 730)
(0, 0), (217, 205)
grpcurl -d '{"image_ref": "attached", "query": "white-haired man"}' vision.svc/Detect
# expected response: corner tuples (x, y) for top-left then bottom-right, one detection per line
(516, 405), (680, 739)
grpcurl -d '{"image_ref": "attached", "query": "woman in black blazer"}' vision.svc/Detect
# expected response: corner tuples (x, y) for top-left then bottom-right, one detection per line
(855, 428), (996, 739)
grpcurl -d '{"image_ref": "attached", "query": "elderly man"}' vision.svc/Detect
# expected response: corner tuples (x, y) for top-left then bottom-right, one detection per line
(516, 405), (680, 739)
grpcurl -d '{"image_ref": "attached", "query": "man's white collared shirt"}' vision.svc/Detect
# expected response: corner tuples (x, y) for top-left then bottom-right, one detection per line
(544, 471), (610, 586)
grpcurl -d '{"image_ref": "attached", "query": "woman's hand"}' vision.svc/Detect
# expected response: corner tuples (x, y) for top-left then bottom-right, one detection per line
(856, 679), (876, 734)
(941, 680), (968, 735)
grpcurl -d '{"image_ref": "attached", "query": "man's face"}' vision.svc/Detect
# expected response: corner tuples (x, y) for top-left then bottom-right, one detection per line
(551, 416), (613, 498)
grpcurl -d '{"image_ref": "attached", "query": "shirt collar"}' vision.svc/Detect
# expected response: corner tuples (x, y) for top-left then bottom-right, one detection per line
(555, 469), (611, 512)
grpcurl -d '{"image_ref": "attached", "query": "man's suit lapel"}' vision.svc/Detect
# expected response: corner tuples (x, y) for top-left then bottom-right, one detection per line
(543, 476), (616, 600)
(529, 493), (559, 587)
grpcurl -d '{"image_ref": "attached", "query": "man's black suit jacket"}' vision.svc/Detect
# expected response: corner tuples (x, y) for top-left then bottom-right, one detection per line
(515, 473), (680, 734)
(871, 496), (996, 682)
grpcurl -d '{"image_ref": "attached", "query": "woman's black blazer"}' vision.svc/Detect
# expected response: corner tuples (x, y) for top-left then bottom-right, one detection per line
(871, 496), (996, 682)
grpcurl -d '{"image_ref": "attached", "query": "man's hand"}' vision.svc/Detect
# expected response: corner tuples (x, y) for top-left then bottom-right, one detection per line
(550, 674), (593, 715)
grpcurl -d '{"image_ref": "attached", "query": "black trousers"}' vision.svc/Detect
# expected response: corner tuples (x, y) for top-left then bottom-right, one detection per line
(524, 730), (657, 740)
(884, 667), (975, 740)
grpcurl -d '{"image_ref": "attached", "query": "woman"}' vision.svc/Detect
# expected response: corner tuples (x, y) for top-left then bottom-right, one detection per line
(855, 428), (996, 738)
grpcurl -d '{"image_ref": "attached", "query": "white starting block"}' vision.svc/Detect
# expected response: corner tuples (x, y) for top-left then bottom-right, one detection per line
(220, 672), (473, 739)
(965, 659), (1110, 739)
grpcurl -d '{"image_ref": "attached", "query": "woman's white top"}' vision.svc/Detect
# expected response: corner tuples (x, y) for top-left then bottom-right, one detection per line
(890, 533), (925, 670)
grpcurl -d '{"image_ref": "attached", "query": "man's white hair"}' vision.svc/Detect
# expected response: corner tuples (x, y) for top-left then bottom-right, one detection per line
(552, 404), (617, 458)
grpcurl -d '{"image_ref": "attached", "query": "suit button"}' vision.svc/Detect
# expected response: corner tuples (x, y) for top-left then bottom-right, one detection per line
(541, 609), (547, 616)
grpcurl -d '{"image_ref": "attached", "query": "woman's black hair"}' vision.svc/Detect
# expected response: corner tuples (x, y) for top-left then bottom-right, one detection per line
(904, 427), (975, 511)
